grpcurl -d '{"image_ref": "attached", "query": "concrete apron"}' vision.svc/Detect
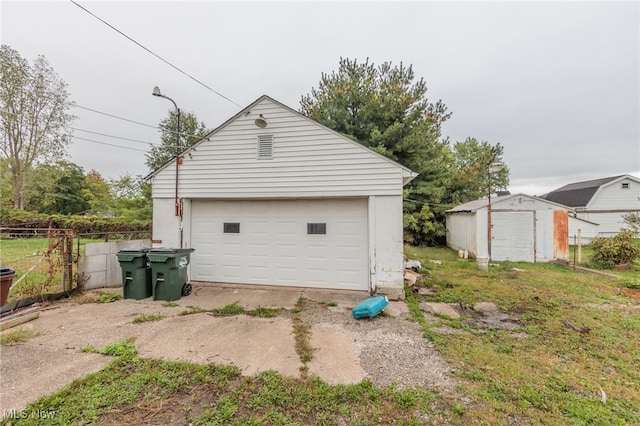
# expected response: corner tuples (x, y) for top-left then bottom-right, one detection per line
(0, 283), (373, 412)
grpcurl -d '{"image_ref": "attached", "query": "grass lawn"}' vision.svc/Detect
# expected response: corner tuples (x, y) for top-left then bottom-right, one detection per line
(0, 237), (105, 301)
(3, 246), (639, 425)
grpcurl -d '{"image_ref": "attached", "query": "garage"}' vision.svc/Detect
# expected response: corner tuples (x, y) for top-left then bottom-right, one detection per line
(445, 194), (570, 263)
(149, 95), (417, 298)
(190, 199), (369, 290)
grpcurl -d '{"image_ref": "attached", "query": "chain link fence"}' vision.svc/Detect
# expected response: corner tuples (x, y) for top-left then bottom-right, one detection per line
(0, 228), (74, 307)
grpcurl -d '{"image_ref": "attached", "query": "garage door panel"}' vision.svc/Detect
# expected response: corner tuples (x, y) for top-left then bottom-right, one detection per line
(190, 199), (368, 290)
(277, 221), (297, 235)
(492, 211), (535, 262)
(247, 265), (269, 281)
(194, 263), (215, 279)
(333, 220), (366, 236)
(222, 265), (241, 280)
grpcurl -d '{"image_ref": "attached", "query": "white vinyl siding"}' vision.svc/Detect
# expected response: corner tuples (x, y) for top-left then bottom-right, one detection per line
(587, 177), (640, 210)
(577, 177), (640, 236)
(577, 212), (630, 237)
(151, 98), (404, 199)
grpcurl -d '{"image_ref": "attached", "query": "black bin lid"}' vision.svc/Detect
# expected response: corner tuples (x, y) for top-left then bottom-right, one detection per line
(0, 266), (16, 276)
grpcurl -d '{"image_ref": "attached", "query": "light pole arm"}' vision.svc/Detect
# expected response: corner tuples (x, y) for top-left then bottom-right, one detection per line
(152, 87), (182, 220)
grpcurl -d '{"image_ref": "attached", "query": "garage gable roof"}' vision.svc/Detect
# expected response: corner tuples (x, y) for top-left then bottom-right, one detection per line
(446, 194), (571, 213)
(147, 95), (418, 185)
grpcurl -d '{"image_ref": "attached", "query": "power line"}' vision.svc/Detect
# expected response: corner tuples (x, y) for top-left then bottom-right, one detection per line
(74, 104), (158, 129)
(72, 127), (157, 145)
(70, 0), (243, 108)
(73, 104), (206, 140)
(71, 135), (148, 152)
(3, 107), (205, 147)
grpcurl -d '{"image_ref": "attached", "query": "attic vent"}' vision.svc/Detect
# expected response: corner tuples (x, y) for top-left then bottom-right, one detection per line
(257, 135), (273, 159)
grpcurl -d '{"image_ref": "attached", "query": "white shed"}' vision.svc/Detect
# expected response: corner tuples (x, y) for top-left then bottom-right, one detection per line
(147, 95), (417, 299)
(445, 194), (571, 263)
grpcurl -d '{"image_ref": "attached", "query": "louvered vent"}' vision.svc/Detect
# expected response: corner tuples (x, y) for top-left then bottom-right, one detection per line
(257, 135), (273, 159)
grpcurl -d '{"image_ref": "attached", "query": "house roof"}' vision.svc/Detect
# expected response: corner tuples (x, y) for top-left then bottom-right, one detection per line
(146, 95), (418, 185)
(445, 193), (571, 213)
(539, 175), (637, 207)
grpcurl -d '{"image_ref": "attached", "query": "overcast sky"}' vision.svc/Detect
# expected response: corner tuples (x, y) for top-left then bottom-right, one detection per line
(2, 0), (639, 195)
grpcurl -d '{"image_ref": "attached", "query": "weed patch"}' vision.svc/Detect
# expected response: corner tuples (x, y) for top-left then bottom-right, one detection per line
(211, 303), (244, 316)
(81, 338), (138, 357)
(247, 306), (280, 318)
(0, 328), (38, 345)
(292, 298), (313, 374)
(178, 305), (208, 316)
(96, 292), (122, 303)
(132, 313), (165, 323)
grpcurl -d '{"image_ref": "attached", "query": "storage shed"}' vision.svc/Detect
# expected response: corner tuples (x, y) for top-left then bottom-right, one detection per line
(147, 95), (417, 299)
(445, 194), (571, 263)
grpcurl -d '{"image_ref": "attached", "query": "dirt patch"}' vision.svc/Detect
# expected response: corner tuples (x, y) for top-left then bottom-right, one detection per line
(622, 288), (640, 301)
(99, 380), (237, 426)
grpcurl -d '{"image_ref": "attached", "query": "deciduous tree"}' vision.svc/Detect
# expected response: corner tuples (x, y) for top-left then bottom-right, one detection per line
(82, 170), (112, 214)
(109, 174), (152, 221)
(0, 45), (75, 209)
(25, 161), (89, 215)
(145, 110), (209, 171)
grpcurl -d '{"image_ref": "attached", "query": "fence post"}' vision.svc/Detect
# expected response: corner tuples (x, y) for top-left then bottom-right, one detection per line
(63, 231), (73, 291)
(577, 229), (582, 264)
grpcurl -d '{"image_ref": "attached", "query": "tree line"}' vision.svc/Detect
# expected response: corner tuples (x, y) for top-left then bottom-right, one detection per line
(1, 46), (508, 245)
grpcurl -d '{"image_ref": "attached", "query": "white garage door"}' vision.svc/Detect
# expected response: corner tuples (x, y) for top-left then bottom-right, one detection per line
(491, 211), (535, 262)
(190, 199), (368, 291)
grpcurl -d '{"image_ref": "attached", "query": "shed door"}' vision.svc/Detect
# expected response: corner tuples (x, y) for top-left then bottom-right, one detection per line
(491, 211), (535, 262)
(189, 199), (368, 291)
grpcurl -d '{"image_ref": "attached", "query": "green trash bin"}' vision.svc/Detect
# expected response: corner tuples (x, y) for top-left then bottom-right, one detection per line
(116, 249), (152, 300)
(147, 248), (195, 301)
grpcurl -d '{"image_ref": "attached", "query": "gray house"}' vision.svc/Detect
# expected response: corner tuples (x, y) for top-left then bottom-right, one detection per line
(541, 174), (640, 240)
(446, 194), (570, 263)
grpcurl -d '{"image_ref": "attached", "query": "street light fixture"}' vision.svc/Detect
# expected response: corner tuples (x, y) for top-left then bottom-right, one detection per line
(152, 86), (181, 219)
(487, 159), (504, 262)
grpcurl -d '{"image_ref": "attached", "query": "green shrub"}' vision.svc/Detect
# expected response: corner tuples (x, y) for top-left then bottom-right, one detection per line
(0, 207), (150, 235)
(589, 231), (640, 269)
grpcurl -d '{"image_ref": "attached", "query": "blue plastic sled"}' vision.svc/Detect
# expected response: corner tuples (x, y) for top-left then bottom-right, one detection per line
(352, 296), (389, 319)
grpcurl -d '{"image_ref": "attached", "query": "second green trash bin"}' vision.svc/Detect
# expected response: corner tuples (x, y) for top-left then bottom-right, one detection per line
(147, 248), (195, 301)
(116, 249), (151, 300)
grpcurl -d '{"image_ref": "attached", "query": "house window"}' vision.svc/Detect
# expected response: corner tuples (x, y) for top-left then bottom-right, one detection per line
(223, 223), (240, 233)
(621, 183), (630, 189)
(307, 223), (327, 235)
(257, 135), (273, 159)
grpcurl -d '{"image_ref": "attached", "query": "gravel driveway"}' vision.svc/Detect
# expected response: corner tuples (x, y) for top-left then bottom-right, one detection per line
(300, 299), (456, 391)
